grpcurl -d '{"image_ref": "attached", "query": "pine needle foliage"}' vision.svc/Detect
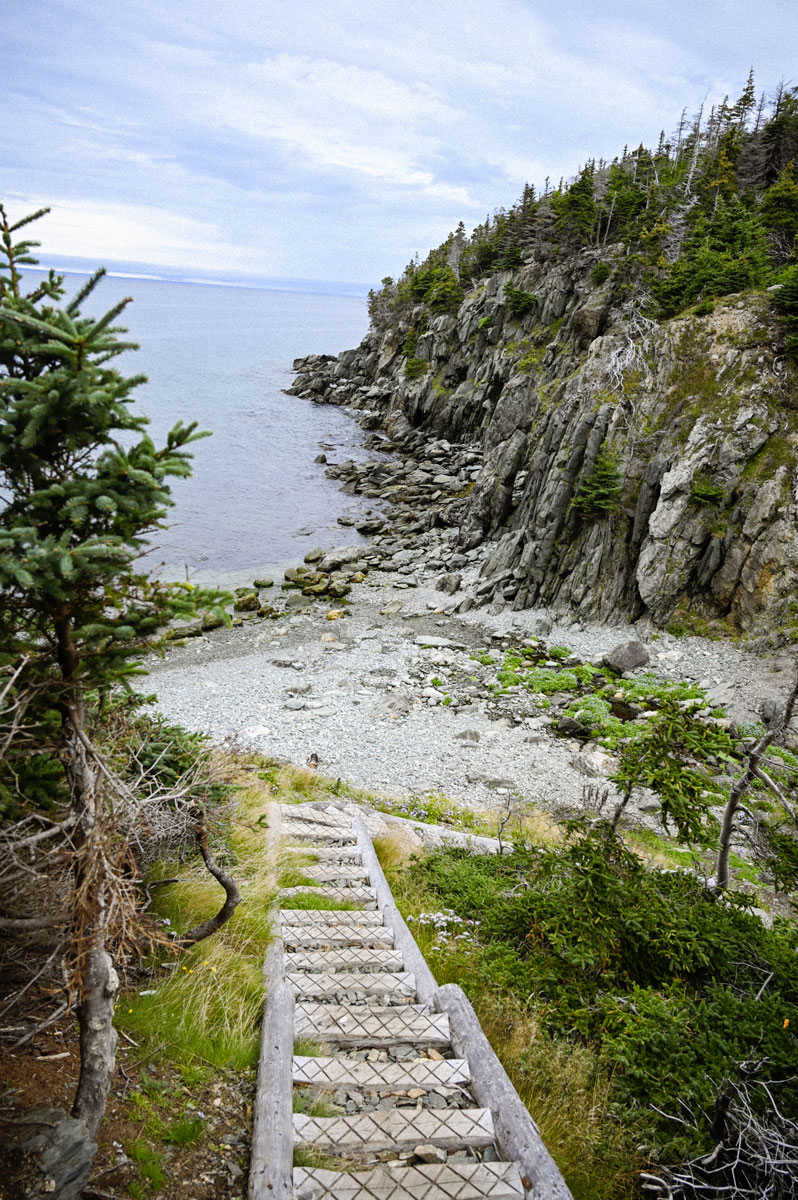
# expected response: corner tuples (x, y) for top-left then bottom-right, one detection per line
(569, 442), (622, 519)
(0, 205), (230, 813)
(368, 76), (798, 325)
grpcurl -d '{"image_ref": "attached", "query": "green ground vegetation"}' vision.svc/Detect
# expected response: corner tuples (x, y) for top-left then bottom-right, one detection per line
(379, 822), (798, 1200)
(119, 780), (276, 1070)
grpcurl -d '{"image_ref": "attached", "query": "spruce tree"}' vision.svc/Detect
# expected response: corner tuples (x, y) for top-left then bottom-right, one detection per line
(0, 205), (229, 1136)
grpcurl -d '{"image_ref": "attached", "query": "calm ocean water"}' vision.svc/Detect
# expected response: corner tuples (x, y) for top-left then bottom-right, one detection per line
(22, 270), (372, 586)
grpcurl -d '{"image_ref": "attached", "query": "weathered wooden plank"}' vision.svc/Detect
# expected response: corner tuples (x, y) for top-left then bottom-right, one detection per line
(293, 1055), (471, 1093)
(281, 804), (353, 829)
(293, 1161), (524, 1200)
(279, 886), (377, 909)
(283, 924), (395, 950)
(293, 1107), (494, 1156)
(287, 971), (415, 1002)
(280, 909), (383, 927)
(249, 803), (290, 1200)
(298, 864), (370, 884)
(436, 984), (574, 1200)
(285, 845), (363, 862)
(286, 948), (404, 974)
(353, 816), (438, 1005)
(295, 1002), (449, 1048)
(281, 822), (357, 845)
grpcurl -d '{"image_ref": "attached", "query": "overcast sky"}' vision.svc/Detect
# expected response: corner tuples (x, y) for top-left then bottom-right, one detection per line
(3, 0), (795, 286)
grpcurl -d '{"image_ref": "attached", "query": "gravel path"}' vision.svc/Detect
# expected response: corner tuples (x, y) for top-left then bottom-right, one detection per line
(142, 559), (797, 820)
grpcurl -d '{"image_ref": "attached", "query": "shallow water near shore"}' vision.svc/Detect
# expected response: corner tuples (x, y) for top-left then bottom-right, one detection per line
(22, 269), (373, 586)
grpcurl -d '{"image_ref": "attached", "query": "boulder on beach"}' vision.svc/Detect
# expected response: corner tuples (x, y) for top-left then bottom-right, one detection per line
(601, 639), (650, 674)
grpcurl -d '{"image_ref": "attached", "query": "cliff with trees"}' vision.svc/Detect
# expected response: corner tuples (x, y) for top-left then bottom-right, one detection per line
(291, 75), (798, 642)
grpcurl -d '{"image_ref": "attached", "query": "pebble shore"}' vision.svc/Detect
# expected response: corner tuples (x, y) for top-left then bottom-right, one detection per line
(143, 545), (797, 823)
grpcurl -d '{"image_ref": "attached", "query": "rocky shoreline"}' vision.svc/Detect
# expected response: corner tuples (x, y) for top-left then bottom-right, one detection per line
(146, 412), (797, 833)
(286, 254), (798, 645)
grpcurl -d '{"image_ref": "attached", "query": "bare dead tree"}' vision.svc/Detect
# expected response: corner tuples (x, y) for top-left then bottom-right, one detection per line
(716, 667), (798, 889)
(0, 677), (241, 1138)
(640, 1070), (798, 1198)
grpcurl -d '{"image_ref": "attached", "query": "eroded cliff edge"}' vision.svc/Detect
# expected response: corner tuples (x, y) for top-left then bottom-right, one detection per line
(290, 248), (798, 641)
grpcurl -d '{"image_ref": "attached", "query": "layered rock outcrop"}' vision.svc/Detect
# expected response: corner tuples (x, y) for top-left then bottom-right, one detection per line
(289, 248), (798, 639)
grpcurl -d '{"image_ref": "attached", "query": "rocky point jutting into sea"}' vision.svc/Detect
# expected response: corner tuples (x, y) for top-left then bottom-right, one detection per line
(288, 250), (797, 644)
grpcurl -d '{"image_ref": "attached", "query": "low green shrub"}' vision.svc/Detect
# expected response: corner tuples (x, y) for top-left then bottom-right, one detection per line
(569, 442), (622, 518)
(402, 328), (418, 356)
(404, 356), (428, 379)
(562, 693), (626, 745)
(690, 470), (726, 505)
(496, 650), (578, 694)
(590, 261), (612, 285)
(504, 284), (537, 318)
(397, 824), (798, 1173)
(772, 263), (798, 356)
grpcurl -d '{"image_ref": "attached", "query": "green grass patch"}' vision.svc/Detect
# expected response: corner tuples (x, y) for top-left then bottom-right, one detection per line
(293, 1089), (338, 1117)
(118, 785), (276, 1072)
(294, 1037), (325, 1057)
(126, 1136), (170, 1192)
(162, 1115), (205, 1146)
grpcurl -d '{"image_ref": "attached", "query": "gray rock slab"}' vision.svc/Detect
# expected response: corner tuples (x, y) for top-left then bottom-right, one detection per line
(601, 639), (650, 673)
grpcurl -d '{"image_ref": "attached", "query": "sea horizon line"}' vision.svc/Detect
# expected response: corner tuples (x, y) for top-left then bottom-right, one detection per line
(20, 254), (371, 300)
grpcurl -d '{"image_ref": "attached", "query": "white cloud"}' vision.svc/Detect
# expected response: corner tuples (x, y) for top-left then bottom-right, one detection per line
(3, 0), (793, 281)
(4, 194), (250, 273)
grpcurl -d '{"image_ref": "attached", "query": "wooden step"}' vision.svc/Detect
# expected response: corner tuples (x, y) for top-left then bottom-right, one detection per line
(298, 864), (370, 885)
(287, 972), (415, 1002)
(283, 924), (394, 951)
(280, 909), (383, 927)
(295, 1003), (450, 1048)
(286, 948), (404, 974)
(294, 1161), (524, 1200)
(282, 822), (357, 845)
(281, 805), (352, 829)
(286, 845), (363, 862)
(293, 1055), (470, 1094)
(279, 886), (378, 909)
(293, 1107), (494, 1157)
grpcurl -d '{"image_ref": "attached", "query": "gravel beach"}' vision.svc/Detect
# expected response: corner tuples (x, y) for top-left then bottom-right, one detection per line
(142, 550), (798, 821)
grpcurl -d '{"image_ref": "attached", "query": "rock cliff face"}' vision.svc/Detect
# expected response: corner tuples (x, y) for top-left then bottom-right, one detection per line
(290, 248), (798, 640)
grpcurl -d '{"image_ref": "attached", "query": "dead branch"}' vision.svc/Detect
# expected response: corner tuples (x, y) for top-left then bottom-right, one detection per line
(0, 912), (69, 931)
(0, 812), (77, 851)
(717, 667), (798, 888)
(0, 945), (64, 1023)
(641, 1070), (798, 1198)
(11, 1001), (69, 1048)
(179, 807), (241, 946)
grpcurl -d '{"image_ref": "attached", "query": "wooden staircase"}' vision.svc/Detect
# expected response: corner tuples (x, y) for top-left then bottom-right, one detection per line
(249, 803), (573, 1200)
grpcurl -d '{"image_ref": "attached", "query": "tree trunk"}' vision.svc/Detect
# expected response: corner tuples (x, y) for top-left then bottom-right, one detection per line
(62, 698), (119, 1142)
(72, 936), (119, 1140)
(610, 790), (632, 832)
(717, 667), (798, 888)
